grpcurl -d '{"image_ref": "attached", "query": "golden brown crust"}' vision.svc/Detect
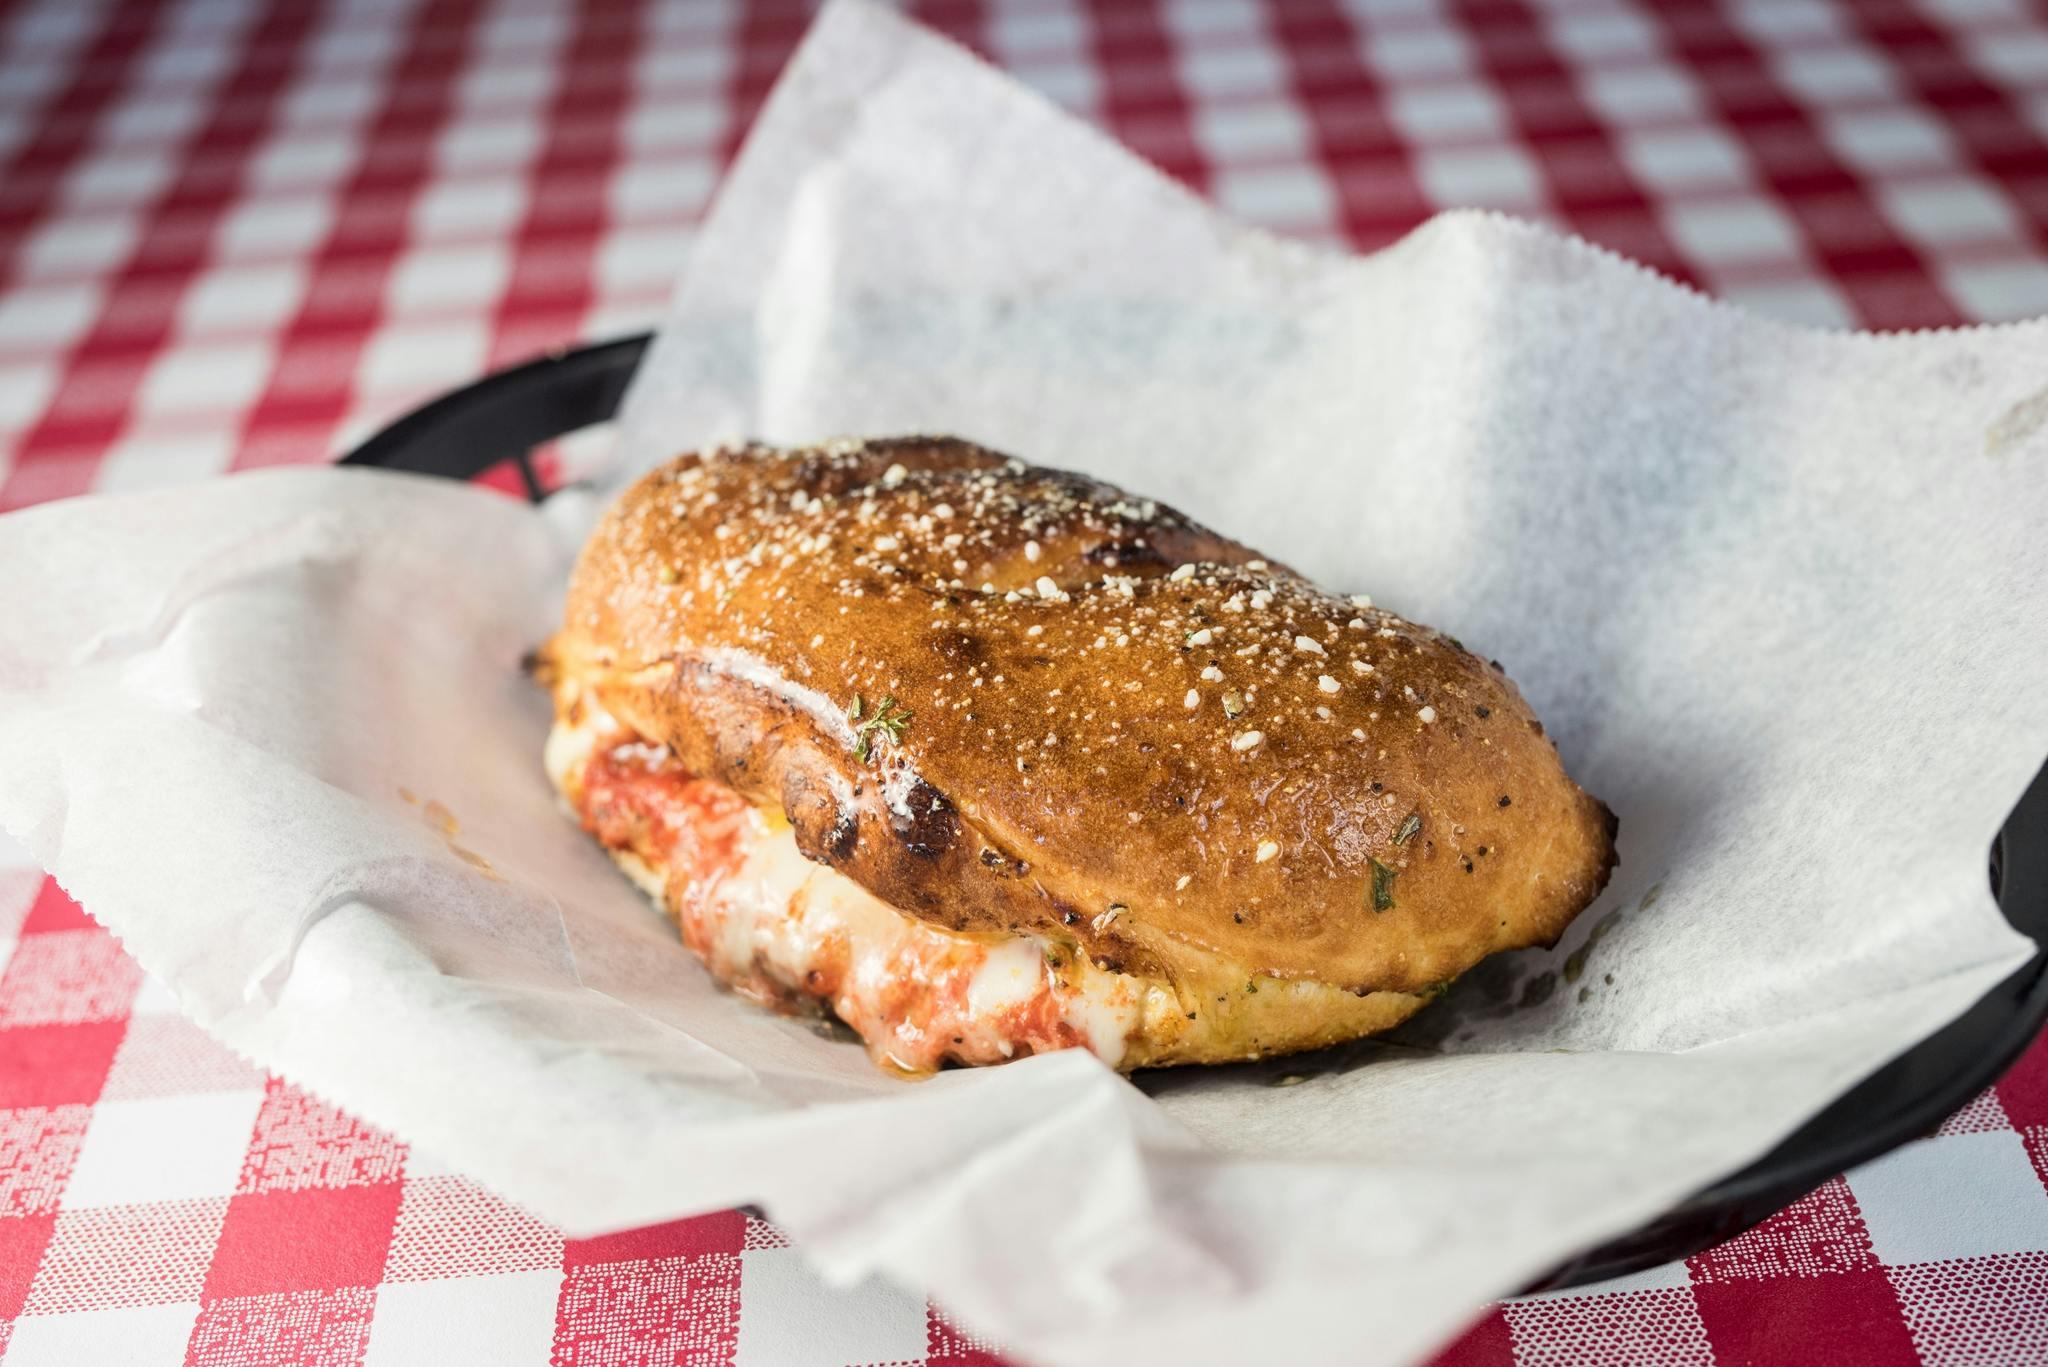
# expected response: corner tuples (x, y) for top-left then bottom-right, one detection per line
(544, 437), (1616, 997)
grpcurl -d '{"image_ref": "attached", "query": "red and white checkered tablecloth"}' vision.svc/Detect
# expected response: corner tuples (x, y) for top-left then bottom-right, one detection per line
(3, 0), (2048, 1362)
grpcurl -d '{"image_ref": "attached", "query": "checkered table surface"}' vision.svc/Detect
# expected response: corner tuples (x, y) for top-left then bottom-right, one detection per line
(2, 0), (2047, 1361)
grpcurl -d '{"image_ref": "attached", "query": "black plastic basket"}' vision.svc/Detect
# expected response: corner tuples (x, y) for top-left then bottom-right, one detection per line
(341, 335), (2048, 1290)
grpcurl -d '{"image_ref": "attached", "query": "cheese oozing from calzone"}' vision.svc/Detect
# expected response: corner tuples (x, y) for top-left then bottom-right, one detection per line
(547, 695), (1424, 1073)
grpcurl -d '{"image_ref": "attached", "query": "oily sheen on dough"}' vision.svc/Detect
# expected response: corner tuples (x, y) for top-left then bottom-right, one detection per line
(540, 436), (1616, 1065)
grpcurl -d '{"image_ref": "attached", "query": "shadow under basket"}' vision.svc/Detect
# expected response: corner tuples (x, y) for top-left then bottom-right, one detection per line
(341, 334), (2048, 1292)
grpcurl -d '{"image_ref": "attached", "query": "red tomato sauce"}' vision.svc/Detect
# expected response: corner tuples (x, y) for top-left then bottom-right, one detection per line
(579, 740), (751, 891)
(572, 730), (1115, 1072)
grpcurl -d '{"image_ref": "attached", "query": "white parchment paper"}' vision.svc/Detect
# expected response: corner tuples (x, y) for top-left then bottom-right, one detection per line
(4, 3), (2048, 1362)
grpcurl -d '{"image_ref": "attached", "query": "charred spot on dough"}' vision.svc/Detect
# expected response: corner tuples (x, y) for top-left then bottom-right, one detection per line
(797, 461), (875, 499)
(823, 809), (860, 860)
(783, 769), (860, 864)
(977, 847), (1030, 879)
(863, 434), (983, 466)
(1084, 539), (1167, 569)
(932, 630), (987, 667)
(887, 777), (958, 858)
